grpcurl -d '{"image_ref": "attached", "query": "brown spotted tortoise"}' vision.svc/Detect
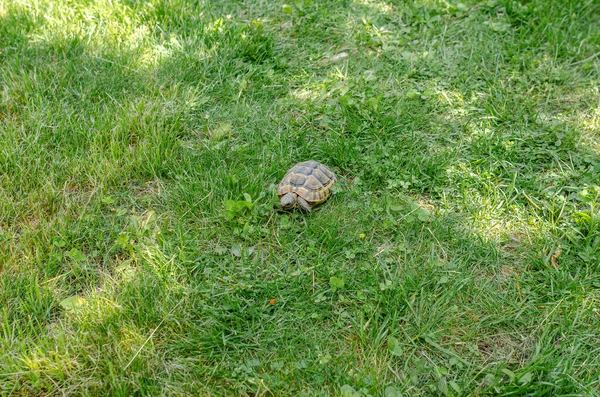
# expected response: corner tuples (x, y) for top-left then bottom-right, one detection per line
(277, 160), (337, 212)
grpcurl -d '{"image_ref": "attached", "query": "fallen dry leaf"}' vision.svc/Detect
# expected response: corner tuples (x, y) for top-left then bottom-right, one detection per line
(551, 247), (562, 269)
(330, 52), (349, 62)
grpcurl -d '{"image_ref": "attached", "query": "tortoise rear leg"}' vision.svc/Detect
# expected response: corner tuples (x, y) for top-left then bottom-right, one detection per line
(297, 197), (312, 212)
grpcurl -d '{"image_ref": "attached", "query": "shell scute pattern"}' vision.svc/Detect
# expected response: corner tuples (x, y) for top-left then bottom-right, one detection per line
(277, 161), (337, 207)
(289, 173), (307, 187)
(304, 175), (323, 191)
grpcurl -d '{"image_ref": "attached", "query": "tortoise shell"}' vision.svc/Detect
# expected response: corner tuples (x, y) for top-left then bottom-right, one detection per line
(277, 160), (337, 205)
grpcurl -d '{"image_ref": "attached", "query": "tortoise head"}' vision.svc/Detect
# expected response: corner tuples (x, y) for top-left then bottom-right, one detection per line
(280, 193), (296, 209)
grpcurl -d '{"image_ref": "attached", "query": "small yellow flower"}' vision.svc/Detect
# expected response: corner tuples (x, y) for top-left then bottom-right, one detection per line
(359, 233), (365, 239)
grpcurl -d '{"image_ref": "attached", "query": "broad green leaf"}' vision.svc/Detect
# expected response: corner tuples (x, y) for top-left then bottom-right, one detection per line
(270, 361), (284, 370)
(60, 296), (86, 312)
(437, 377), (448, 395)
(484, 373), (498, 386)
(116, 234), (130, 249)
(417, 208), (431, 221)
(67, 248), (87, 262)
(384, 386), (401, 397)
(116, 262), (136, 281)
(214, 246), (227, 255)
(280, 215), (291, 229)
(574, 211), (591, 223)
(389, 203), (405, 212)
(225, 200), (237, 212)
(294, 360), (307, 369)
(282, 4), (293, 13)
(210, 123), (231, 140)
(330, 276), (345, 292)
(519, 372), (533, 385)
(53, 239), (66, 248)
(224, 199), (253, 219)
(414, 358), (427, 371)
(340, 385), (358, 397)
(502, 368), (516, 381)
(319, 353), (332, 364)
(406, 89), (420, 99)
(387, 336), (403, 356)
(363, 70), (377, 82)
(231, 244), (242, 257)
(484, 20), (511, 32)
(449, 381), (461, 393)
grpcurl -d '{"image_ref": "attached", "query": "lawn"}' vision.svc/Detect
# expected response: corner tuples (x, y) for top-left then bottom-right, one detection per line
(1, 0), (600, 395)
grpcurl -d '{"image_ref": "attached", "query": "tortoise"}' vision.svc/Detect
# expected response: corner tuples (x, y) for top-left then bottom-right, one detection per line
(277, 160), (337, 212)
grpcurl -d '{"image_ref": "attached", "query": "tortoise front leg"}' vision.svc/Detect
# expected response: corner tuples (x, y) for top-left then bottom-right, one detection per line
(297, 197), (312, 212)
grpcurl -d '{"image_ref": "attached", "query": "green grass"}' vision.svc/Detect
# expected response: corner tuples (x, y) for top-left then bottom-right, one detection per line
(1, 0), (600, 395)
